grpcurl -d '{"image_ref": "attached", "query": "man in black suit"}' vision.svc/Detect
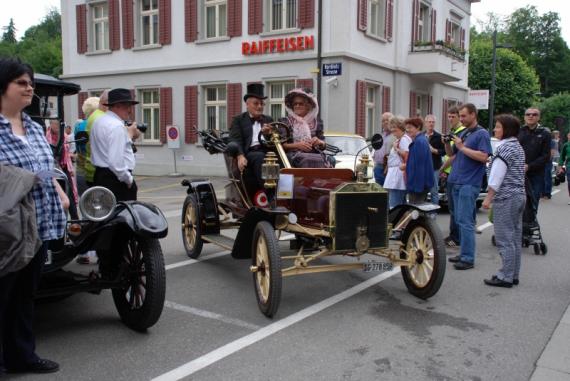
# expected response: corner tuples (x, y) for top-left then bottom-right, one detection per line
(229, 83), (273, 188)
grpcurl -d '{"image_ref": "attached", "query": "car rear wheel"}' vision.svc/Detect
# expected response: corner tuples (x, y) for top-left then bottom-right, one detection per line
(182, 195), (203, 259)
(401, 217), (446, 299)
(252, 221), (282, 318)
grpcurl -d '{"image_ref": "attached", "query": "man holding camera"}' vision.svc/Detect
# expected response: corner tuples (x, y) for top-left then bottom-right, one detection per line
(445, 104), (492, 270)
(91, 88), (141, 201)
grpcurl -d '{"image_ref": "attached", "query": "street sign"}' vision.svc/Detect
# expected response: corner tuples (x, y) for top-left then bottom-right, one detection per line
(468, 90), (489, 110)
(322, 63), (342, 76)
(167, 125), (180, 149)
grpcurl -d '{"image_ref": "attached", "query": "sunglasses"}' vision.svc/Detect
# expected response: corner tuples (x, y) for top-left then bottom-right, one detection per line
(12, 79), (35, 89)
(525, 113), (539, 117)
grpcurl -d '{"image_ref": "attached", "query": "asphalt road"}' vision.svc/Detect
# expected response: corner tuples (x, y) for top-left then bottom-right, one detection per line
(10, 176), (570, 381)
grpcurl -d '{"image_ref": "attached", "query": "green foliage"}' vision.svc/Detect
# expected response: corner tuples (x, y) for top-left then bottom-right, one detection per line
(468, 40), (540, 128)
(2, 18), (17, 44)
(537, 93), (570, 136)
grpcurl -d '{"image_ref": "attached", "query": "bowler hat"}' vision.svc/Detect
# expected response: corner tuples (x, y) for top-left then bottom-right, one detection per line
(104, 88), (139, 106)
(243, 83), (267, 102)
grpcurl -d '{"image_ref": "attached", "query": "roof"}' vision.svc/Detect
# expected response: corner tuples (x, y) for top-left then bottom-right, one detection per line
(33, 74), (81, 96)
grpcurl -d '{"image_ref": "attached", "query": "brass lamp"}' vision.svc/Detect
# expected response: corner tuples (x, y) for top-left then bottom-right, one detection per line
(262, 152), (280, 189)
(356, 154), (371, 183)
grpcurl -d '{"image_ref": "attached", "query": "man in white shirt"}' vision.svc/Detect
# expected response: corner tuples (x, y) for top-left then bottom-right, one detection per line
(90, 88), (140, 201)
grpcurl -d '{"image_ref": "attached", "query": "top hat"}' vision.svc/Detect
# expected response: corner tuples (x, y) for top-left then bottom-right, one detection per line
(104, 88), (139, 106)
(243, 83), (267, 102)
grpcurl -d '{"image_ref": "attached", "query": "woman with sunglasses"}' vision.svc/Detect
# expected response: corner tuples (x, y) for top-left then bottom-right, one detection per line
(280, 88), (329, 168)
(0, 58), (68, 374)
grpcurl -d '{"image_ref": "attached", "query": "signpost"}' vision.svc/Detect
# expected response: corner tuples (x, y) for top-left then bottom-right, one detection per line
(322, 63), (342, 76)
(167, 125), (182, 176)
(468, 90), (489, 110)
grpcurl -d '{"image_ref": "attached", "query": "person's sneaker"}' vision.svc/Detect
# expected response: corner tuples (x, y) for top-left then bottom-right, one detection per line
(444, 237), (459, 248)
(453, 261), (474, 270)
(448, 255), (461, 263)
(7, 358), (59, 374)
(484, 277), (513, 288)
(513, 278), (519, 285)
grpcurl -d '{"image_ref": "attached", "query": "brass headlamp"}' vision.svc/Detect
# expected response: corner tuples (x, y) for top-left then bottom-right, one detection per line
(356, 154), (371, 183)
(261, 152), (280, 189)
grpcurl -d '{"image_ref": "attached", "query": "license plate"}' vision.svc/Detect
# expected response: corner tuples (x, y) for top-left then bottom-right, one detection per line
(45, 250), (52, 265)
(363, 261), (393, 272)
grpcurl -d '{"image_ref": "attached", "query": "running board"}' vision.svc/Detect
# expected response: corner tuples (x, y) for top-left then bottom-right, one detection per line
(202, 234), (235, 251)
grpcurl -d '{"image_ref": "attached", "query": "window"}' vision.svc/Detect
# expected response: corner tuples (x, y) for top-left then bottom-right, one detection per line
(140, 0), (159, 46)
(139, 89), (160, 142)
(269, 0), (297, 31)
(90, 2), (109, 51)
(414, 93), (429, 117)
(268, 81), (295, 120)
(204, 86), (227, 131)
(366, 85), (377, 138)
(369, 0), (386, 38)
(204, 0), (227, 38)
(418, 2), (431, 41)
(450, 20), (461, 47)
(89, 90), (106, 98)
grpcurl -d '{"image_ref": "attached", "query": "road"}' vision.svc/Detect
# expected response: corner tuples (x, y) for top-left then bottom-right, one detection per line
(12, 176), (570, 381)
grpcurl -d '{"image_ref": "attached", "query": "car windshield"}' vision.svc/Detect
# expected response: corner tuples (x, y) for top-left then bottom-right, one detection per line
(326, 136), (369, 156)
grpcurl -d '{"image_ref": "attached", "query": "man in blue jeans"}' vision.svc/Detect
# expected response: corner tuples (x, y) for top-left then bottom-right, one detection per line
(444, 103), (492, 270)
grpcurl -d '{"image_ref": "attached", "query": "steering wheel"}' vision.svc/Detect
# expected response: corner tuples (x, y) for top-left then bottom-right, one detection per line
(258, 121), (292, 148)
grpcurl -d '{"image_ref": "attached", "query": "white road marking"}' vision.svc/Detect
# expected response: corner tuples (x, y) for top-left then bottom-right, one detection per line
(552, 189), (560, 196)
(165, 251), (230, 271)
(477, 221), (493, 231)
(152, 267), (400, 381)
(165, 301), (261, 331)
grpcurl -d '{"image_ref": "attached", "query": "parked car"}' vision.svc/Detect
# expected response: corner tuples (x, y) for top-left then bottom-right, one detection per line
(324, 132), (375, 182)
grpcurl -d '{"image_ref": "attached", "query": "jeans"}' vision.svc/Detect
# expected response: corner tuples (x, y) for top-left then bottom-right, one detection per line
(388, 189), (407, 209)
(429, 170), (440, 204)
(452, 184), (480, 264)
(527, 173), (544, 210)
(543, 161), (553, 197)
(446, 180), (460, 243)
(374, 164), (385, 186)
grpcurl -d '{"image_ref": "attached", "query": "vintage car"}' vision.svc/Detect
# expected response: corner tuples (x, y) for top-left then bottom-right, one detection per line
(323, 132), (375, 181)
(181, 123), (446, 318)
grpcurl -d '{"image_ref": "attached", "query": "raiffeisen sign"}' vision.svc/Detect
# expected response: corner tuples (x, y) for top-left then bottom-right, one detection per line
(242, 35), (315, 55)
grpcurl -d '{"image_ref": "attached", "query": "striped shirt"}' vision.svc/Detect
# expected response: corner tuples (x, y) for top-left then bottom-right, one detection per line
(0, 112), (66, 241)
(489, 137), (525, 201)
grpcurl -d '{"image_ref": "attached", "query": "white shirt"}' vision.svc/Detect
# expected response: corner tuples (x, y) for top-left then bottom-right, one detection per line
(384, 135), (411, 190)
(250, 120), (262, 147)
(90, 111), (135, 185)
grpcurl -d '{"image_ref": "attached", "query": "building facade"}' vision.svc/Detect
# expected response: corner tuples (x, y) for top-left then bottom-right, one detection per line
(61, 0), (479, 176)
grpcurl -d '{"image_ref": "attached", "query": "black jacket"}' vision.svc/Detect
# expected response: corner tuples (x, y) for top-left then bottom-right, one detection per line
(425, 130), (445, 170)
(229, 112), (273, 155)
(518, 125), (551, 174)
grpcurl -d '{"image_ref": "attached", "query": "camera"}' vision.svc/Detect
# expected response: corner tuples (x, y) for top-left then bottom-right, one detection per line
(442, 133), (456, 143)
(124, 120), (148, 133)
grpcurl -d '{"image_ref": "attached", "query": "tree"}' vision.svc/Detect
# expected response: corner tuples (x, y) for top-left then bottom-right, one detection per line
(2, 18), (17, 44)
(537, 93), (570, 136)
(468, 40), (540, 128)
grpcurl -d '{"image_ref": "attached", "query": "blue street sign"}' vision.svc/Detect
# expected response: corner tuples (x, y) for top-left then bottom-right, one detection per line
(322, 63), (342, 76)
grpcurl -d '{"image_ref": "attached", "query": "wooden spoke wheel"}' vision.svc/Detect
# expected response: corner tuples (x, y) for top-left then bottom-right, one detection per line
(401, 217), (446, 299)
(252, 221), (282, 318)
(182, 195), (203, 259)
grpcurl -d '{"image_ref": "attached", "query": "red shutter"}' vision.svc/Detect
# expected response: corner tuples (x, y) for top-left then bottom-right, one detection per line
(428, 95), (433, 114)
(355, 81), (366, 137)
(409, 91), (417, 117)
(412, 0), (420, 44)
(299, 0), (315, 29)
(295, 78), (313, 91)
(382, 86), (391, 113)
(385, 0), (394, 41)
(185, 0), (198, 42)
(445, 19), (451, 43)
(460, 27), (465, 50)
(442, 99), (449, 134)
(108, 0), (121, 50)
(160, 87), (172, 144)
(227, 0), (243, 37)
(431, 9), (436, 44)
(122, 0), (134, 49)
(248, 0), (263, 35)
(185, 86), (198, 144)
(357, 0), (367, 32)
(76, 4), (87, 54)
(159, 0), (172, 45)
(227, 83), (243, 129)
(78, 92), (88, 120)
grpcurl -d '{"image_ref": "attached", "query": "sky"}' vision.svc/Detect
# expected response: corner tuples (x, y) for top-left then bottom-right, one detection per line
(0, 0), (569, 43)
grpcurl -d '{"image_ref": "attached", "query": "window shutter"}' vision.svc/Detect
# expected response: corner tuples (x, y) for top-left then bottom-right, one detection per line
(159, 0), (172, 45)
(355, 80), (366, 137)
(248, 0), (263, 35)
(76, 4), (87, 54)
(78, 92), (88, 119)
(412, 0), (420, 44)
(442, 99), (449, 134)
(385, 0), (394, 41)
(382, 86), (391, 113)
(160, 87), (172, 144)
(108, 0), (121, 50)
(445, 19), (451, 44)
(299, 0), (315, 29)
(122, 0), (134, 49)
(357, 0), (367, 32)
(428, 95), (433, 114)
(409, 91), (417, 117)
(295, 78), (313, 92)
(227, 0), (243, 37)
(185, 0), (198, 42)
(460, 27), (465, 50)
(185, 86), (198, 144)
(431, 9), (436, 44)
(227, 83), (243, 129)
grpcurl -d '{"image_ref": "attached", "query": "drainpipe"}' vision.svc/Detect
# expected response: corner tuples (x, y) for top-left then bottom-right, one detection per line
(316, 0), (323, 112)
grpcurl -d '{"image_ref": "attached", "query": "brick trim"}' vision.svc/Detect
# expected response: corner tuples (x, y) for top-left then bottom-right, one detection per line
(159, 0), (172, 45)
(122, 0), (134, 49)
(78, 92), (88, 120)
(431, 9), (436, 44)
(185, 86), (198, 144)
(382, 86), (391, 113)
(357, 0), (367, 32)
(160, 87), (173, 144)
(409, 91), (417, 117)
(227, 83), (243, 129)
(109, 0), (121, 50)
(295, 78), (314, 92)
(248, 0), (263, 35)
(442, 99), (449, 134)
(355, 80), (366, 137)
(299, 0), (315, 29)
(185, 0), (198, 42)
(385, 0), (394, 41)
(76, 4), (88, 54)
(227, 0), (243, 37)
